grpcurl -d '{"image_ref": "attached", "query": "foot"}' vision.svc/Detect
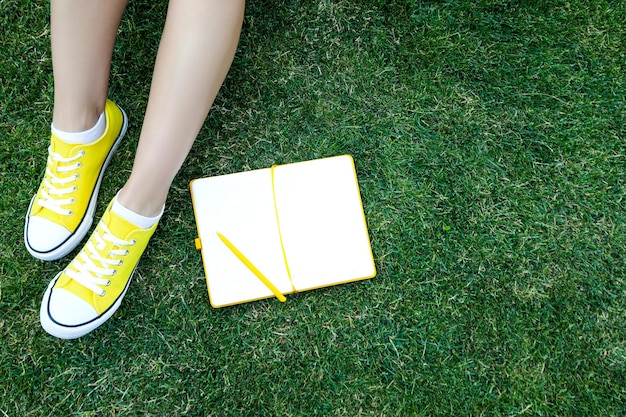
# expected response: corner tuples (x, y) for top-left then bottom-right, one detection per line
(24, 99), (128, 261)
(40, 198), (158, 339)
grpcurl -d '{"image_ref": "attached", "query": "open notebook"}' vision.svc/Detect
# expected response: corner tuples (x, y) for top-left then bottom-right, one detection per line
(190, 155), (376, 307)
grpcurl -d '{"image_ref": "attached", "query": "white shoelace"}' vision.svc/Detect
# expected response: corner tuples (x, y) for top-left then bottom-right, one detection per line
(37, 146), (85, 216)
(65, 221), (135, 297)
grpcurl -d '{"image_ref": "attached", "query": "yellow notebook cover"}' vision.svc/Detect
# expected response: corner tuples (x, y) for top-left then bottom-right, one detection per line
(190, 155), (376, 308)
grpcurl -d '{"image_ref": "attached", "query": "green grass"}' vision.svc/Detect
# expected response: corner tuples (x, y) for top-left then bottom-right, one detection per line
(1, 0), (625, 415)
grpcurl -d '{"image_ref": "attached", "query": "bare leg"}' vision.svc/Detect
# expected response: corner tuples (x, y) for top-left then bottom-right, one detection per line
(51, 0), (128, 132)
(39, 0), (245, 338)
(25, 0), (130, 262)
(117, 0), (245, 216)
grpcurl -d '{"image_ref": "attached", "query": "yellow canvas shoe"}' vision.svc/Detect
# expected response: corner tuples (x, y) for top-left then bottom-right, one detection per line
(40, 199), (158, 339)
(24, 99), (128, 261)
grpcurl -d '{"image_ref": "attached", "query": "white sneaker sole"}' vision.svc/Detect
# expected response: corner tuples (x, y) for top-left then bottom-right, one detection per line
(40, 267), (136, 339)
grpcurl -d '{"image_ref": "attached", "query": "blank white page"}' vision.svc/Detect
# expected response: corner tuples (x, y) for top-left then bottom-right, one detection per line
(191, 169), (293, 307)
(272, 155), (376, 290)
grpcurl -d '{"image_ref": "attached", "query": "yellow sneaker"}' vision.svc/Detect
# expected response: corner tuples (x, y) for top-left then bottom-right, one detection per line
(40, 199), (158, 339)
(25, 99), (128, 261)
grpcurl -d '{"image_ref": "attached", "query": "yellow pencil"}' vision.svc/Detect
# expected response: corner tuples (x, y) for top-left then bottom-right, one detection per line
(216, 232), (287, 302)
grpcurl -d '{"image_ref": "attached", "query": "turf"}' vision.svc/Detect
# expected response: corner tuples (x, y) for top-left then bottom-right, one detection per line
(1, 0), (624, 415)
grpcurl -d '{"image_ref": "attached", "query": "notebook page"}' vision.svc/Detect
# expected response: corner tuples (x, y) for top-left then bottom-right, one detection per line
(272, 155), (376, 290)
(191, 168), (293, 307)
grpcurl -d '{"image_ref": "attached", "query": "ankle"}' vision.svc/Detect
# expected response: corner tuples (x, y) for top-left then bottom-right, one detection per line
(111, 194), (162, 229)
(116, 188), (166, 219)
(52, 111), (106, 144)
(52, 103), (104, 133)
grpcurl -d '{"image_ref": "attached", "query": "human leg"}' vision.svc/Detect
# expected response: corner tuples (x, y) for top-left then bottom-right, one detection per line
(25, 0), (129, 260)
(118, 0), (246, 217)
(51, 0), (128, 131)
(40, 0), (245, 338)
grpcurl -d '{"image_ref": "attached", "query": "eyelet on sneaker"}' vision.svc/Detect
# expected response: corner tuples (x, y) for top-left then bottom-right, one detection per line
(74, 173), (80, 179)
(112, 269), (117, 275)
(71, 186), (78, 192)
(70, 198), (76, 203)
(68, 210), (73, 215)
(105, 280), (111, 286)
(117, 260), (124, 266)
(76, 162), (82, 168)
(79, 151), (85, 157)
(131, 240), (137, 245)
(123, 250), (130, 255)
(99, 290), (106, 297)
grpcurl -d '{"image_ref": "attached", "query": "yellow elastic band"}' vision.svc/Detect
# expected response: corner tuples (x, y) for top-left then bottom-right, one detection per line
(271, 165), (296, 292)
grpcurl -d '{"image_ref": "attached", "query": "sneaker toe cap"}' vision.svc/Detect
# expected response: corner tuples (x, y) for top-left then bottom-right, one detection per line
(46, 288), (98, 326)
(26, 216), (71, 252)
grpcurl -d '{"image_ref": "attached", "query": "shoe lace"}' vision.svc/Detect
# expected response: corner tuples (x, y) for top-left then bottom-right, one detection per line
(38, 146), (85, 216)
(65, 221), (136, 297)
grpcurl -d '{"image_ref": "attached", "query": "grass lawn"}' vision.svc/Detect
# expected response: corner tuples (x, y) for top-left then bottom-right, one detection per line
(1, 0), (624, 415)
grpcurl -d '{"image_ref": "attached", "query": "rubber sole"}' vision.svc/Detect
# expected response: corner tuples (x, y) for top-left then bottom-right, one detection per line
(40, 267), (135, 339)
